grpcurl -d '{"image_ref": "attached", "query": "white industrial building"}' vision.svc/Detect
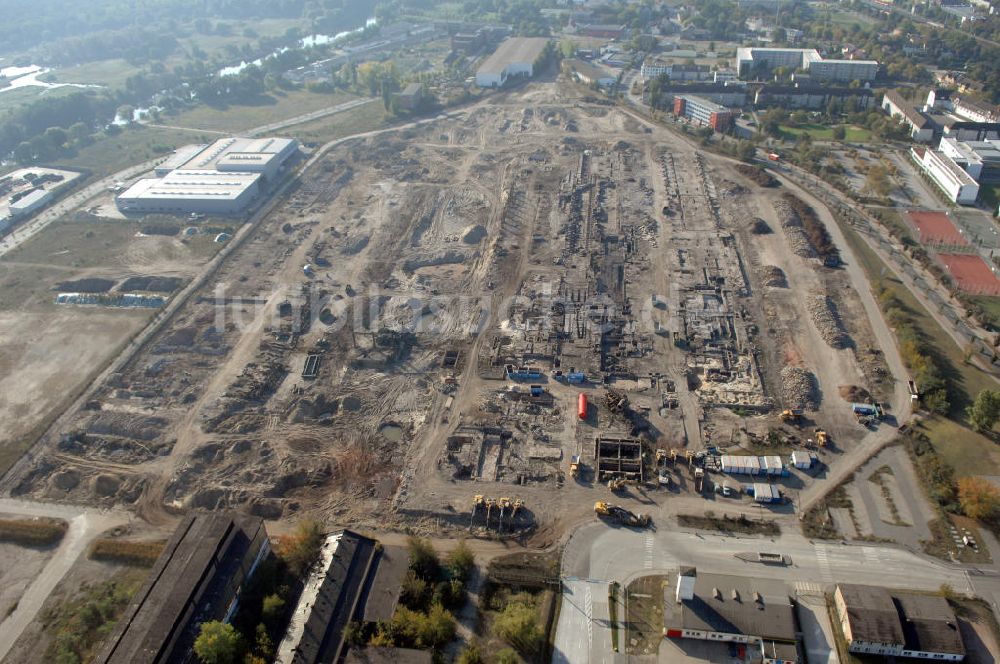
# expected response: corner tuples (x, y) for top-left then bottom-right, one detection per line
(117, 137), (298, 215)
(10, 188), (53, 218)
(912, 146), (980, 205)
(735, 47), (877, 82)
(475, 37), (550, 88)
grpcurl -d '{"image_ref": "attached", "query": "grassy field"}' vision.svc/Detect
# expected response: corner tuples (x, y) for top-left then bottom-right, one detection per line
(624, 575), (667, 655)
(0, 85), (79, 114)
(53, 125), (210, 178)
(918, 416), (1000, 477)
(45, 59), (137, 88)
(3, 219), (146, 269)
(780, 123), (871, 142)
(287, 101), (390, 144)
(163, 88), (359, 133)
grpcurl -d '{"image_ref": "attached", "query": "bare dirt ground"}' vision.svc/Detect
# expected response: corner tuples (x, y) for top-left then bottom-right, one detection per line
(1, 82), (908, 550)
(0, 224), (217, 475)
(0, 540), (53, 621)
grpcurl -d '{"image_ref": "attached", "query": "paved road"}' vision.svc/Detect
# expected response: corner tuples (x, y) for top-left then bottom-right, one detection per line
(555, 522), (999, 663)
(0, 499), (130, 662)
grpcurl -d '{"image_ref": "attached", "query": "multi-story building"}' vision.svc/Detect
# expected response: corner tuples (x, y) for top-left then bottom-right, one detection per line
(673, 95), (736, 132)
(735, 47), (877, 82)
(756, 85), (874, 111)
(882, 90), (934, 142)
(913, 146), (981, 205)
(939, 137), (1000, 182)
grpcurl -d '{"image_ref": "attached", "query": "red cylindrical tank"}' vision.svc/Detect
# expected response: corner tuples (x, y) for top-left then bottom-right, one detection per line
(578, 393), (588, 420)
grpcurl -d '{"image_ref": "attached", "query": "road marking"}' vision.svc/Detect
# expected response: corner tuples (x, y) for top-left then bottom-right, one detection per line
(815, 545), (834, 583)
(585, 584), (594, 648)
(645, 533), (654, 569)
(794, 581), (823, 595)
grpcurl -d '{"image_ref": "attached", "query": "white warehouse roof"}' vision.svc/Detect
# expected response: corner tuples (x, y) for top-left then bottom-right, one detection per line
(478, 37), (550, 76)
(10, 188), (52, 211)
(119, 171), (261, 202)
(176, 137), (298, 172)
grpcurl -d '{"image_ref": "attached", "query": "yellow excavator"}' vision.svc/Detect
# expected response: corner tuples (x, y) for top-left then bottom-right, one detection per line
(814, 428), (828, 447)
(594, 501), (651, 528)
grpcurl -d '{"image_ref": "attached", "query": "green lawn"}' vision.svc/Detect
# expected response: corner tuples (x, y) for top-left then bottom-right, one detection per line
(163, 88), (359, 133)
(780, 123), (871, 143)
(918, 416), (1000, 477)
(0, 85), (78, 114)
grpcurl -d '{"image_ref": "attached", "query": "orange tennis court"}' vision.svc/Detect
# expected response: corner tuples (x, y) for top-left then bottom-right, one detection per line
(938, 253), (1000, 295)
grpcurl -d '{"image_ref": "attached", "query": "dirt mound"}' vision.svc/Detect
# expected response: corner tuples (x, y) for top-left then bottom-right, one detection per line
(87, 413), (167, 441)
(760, 265), (786, 288)
(750, 218), (771, 234)
(838, 384), (871, 403)
(52, 470), (81, 491)
(781, 366), (818, 410)
(807, 293), (851, 349)
(462, 224), (487, 244)
(119, 276), (183, 293)
(774, 197), (815, 258)
(92, 474), (122, 497)
(56, 278), (115, 293)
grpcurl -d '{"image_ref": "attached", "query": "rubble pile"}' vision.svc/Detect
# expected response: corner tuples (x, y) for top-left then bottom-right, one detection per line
(774, 197), (815, 258)
(759, 265), (787, 288)
(808, 293), (850, 349)
(780, 366), (818, 410)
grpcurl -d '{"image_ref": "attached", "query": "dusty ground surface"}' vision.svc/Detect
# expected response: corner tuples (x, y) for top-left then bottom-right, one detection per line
(2, 82), (904, 549)
(0, 219), (220, 474)
(0, 540), (54, 621)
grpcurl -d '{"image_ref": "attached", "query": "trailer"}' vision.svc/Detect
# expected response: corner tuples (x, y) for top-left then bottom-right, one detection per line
(577, 393), (588, 420)
(566, 371), (586, 384)
(750, 483), (781, 504)
(505, 364), (543, 381)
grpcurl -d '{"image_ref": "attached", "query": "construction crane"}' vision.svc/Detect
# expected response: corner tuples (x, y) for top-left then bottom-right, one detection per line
(594, 501), (651, 528)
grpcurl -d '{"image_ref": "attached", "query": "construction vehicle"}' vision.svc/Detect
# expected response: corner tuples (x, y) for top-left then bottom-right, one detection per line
(694, 467), (705, 493)
(570, 454), (582, 478)
(814, 428), (828, 447)
(608, 476), (627, 492)
(512, 498), (524, 517)
(670, 448), (679, 464)
(656, 449), (667, 465)
(498, 497), (512, 531)
(685, 449), (696, 467)
(471, 495), (485, 526)
(484, 497), (496, 525)
(779, 409), (803, 424)
(594, 501), (651, 528)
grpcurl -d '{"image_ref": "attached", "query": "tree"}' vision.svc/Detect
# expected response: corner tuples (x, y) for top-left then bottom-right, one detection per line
(492, 598), (543, 655)
(260, 593), (285, 629)
(831, 125), (846, 141)
(193, 621), (241, 664)
(44, 126), (68, 150)
(495, 649), (519, 664)
(13, 141), (34, 164)
(958, 476), (1000, 520)
(407, 536), (440, 580)
(967, 389), (1000, 432)
(279, 520), (325, 577)
(446, 540), (475, 582)
(457, 643), (485, 664)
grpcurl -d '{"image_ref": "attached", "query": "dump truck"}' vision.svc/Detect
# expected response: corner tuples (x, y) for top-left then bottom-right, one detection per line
(594, 501), (651, 528)
(570, 454), (581, 478)
(694, 467), (705, 493)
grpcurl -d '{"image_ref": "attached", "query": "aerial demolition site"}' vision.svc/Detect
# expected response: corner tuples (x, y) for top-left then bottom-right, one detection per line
(4, 86), (898, 538)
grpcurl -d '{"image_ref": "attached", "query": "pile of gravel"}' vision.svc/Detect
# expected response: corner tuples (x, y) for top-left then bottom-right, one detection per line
(780, 366), (819, 410)
(759, 265), (786, 288)
(807, 293), (850, 349)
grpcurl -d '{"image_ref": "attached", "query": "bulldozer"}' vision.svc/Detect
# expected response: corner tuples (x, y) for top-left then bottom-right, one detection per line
(570, 455), (582, 478)
(780, 409), (803, 424)
(608, 476), (627, 492)
(594, 501), (651, 528)
(814, 428), (828, 447)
